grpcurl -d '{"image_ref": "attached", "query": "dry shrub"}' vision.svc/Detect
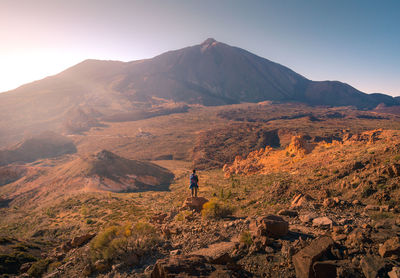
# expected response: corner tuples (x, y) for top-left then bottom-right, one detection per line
(27, 259), (50, 277)
(90, 222), (160, 264)
(175, 210), (193, 221)
(239, 231), (253, 246)
(202, 199), (234, 219)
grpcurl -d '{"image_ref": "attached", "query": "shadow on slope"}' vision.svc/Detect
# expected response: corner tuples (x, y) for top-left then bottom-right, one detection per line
(0, 132), (76, 166)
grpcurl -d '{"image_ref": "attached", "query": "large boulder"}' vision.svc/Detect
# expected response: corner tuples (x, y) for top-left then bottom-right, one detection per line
(182, 197), (209, 212)
(292, 236), (334, 278)
(312, 260), (340, 278)
(379, 237), (400, 258)
(360, 255), (386, 278)
(250, 215), (288, 238)
(190, 241), (236, 265)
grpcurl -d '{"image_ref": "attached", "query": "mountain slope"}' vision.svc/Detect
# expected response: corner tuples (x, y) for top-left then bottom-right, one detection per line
(0, 38), (398, 147)
(0, 131), (76, 166)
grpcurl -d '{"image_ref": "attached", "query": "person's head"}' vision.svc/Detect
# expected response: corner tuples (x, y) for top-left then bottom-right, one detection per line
(192, 169), (196, 173)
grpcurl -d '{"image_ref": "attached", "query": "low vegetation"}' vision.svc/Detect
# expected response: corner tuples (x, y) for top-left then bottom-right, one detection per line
(239, 231), (253, 246)
(202, 199), (235, 219)
(90, 222), (160, 265)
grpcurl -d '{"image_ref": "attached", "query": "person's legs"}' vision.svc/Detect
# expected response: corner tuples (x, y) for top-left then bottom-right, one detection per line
(194, 187), (198, 197)
(191, 187), (194, 197)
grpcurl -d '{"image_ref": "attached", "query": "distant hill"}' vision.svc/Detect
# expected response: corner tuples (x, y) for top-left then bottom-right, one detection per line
(4, 150), (175, 200)
(0, 131), (76, 166)
(58, 150), (174, 192)
(0, 38), (398, 146)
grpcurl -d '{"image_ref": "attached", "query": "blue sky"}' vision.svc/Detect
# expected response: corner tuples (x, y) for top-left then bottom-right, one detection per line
(1, 0), (399, 95)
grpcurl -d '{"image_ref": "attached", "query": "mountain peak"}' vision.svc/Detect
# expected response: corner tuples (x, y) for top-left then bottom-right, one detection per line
(200, 38), (219, 52)
(201, 38), (217, 46)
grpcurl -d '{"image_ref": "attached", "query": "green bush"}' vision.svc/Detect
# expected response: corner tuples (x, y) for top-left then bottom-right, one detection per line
(202, 199), (235, 219)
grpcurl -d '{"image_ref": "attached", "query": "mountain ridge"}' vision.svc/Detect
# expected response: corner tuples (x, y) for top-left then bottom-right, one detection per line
(0, 38), (399, 147)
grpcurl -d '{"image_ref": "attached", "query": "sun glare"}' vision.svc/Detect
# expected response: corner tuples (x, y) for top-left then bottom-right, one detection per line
(0, 50), (80, 92)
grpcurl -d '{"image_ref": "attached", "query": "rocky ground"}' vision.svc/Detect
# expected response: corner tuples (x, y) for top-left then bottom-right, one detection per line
(9, 193), (398, 278)
(2, 128), (400, 277)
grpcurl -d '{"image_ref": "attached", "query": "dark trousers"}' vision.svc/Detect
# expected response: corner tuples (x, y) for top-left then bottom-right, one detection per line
(191, 186), (198, 197)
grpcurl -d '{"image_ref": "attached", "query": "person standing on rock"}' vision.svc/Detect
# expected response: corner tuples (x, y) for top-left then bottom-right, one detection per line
(190, 169), (199, 197)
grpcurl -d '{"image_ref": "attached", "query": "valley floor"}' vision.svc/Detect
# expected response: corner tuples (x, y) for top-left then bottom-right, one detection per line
(1, 104), (400, 277)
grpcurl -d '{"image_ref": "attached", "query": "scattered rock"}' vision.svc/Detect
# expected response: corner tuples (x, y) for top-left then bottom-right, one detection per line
(312, 216), (334, 229)
(352, 161), (365, 171)
(332, 226), (344, 234)
(312, 260), (339, 278)
(170, 250), (181, 256)
(82, 264), (92, 276)
(144, 265), (154, 273)
(20, 262), (32, 273)
(61, 233), (96, 252)
(323, 198), (336, 208)
(292, 236), (334, 278)
(281, 241), (296, 259)
(365, 205), (380, 211)
(278, 209), (298, 217)
(299, 212), (318, 223)
(151, 255), (245, 278)
(389, 267), (400, 278)
(182, 197), (209, 212)
(94, 259), (109, 273)
(332, 233), (347, 242)
(161, 225), (171, 238)
(151, 213), (168, 224)
(70, 233), (96, 248)
(379, 237), (400, 257)
(112, 263), (124, 271)
(345, 228), (368, 247)
(250, 215), (288, 238)
(190, 241), (236, 264)
(291, 194), (313, 209)
(360, 255), (386, 278)
(265, 246), (274, 254)
(124, 253), (139, 266)
(380, 205), (390, 212)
